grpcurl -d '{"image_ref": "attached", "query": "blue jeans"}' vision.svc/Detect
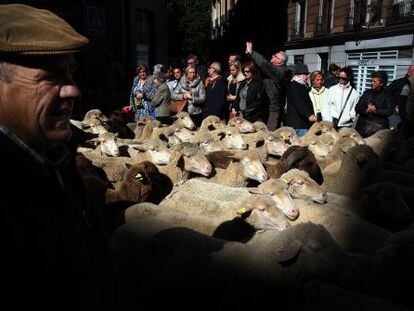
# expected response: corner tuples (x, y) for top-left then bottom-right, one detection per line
(295, 129), (308, 137)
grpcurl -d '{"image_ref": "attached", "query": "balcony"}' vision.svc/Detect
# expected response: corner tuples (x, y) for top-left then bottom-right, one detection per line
(290, 21), (304, 40)
(387, 0), (414, 24)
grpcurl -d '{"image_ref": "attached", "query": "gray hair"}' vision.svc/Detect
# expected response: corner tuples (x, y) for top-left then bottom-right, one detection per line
(210, 61), (221, 73)
(0, 62), (12, 83)
(278, 52), (288, 65)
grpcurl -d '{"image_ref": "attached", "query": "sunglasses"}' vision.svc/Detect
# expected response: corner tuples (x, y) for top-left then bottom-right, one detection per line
(339, 76), (349, 81)
(243, 69), (251, 73)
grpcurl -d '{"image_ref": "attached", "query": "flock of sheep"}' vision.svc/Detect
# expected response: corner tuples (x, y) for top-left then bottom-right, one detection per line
(71, 109), (414, 310)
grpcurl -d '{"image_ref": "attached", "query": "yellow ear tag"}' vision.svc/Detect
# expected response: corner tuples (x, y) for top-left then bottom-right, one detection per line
(282, 178), (289, 184)
(281, 134), (287, 141)
(135, 173), (144, 181)
(237, 207), (247, 215)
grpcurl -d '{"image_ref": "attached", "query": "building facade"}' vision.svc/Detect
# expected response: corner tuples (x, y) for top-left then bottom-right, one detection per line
(285, 0), (414, 95)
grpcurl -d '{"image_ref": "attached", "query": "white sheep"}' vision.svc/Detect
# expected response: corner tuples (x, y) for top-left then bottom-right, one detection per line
(202, 150), (268, 187)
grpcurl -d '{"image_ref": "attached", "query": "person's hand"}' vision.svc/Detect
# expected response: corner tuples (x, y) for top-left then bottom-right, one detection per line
(246, 41), (253, 54)
(309, 114), (317, 122)
(136, 92), (143, 100)
(183, 92), (192, 100)
(366, 103), (376, 113)
(227, 94), (236, 101)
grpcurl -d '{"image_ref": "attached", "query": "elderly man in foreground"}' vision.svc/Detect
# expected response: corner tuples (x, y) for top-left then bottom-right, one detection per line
(0, 4), (118, 310)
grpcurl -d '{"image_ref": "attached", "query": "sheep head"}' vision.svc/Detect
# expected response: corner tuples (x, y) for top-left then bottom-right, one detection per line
(119, 161), (160, 202)
(274, 127), (301, 146)
(252, 121), (269, 133)
(214, 127), (247, 150)
(272, 223), (357, 287)
(173, 126), (195, 142)
(87, 132), (120, 157)
(359, 182), (412, 231)
(280, 169), (327, 203)
(131, 140), (171, 165)
(254, 179), (299, 220)
(171, 143), (212, 176)
(137, 115), (156, 126)
(83, 109), (109, 122)
(308, 133), (336, 159)
(338, 128), (365, 145)
(263, 133), (288, 156)
(227, 117), (255, 133)
(234, 151), (268, 183)
(191, 132), (224, 153)
(173, 112), (195, 130)
(236, 195), (290, 231)
(200, 115), (225, 131)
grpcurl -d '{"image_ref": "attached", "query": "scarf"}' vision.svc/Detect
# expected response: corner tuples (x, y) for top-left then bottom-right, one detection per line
(310, 86), (326, 95)
(292, 75), (308, 85)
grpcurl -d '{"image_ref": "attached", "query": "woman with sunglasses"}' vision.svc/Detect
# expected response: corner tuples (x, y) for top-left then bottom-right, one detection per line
(234, 61), (266, 122)
(322, 67), (359, 129)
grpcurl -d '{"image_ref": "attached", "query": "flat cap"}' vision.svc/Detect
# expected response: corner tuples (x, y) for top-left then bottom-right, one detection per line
(0, 4), (89, 55)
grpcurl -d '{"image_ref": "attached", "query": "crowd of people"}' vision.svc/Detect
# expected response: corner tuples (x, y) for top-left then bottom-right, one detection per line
(127, 43), (414, 138)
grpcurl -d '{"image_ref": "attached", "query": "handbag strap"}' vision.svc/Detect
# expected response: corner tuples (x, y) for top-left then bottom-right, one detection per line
(337, 87), (354, 123)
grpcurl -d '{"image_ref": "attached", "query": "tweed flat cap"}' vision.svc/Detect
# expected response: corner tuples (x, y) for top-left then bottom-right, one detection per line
(0, 4), (88, 55)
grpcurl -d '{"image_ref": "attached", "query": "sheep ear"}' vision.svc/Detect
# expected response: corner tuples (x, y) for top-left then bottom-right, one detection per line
(86, 138), (101, 146)
(255, 139), (265, 148)
(131, 144), (147, 151)
(277, 240), (302, 263)
(177, 155), (185, 170)
(125, 163), (133, 170)
(159, 134), (169, 143)
(217, 132), (226, 141)
(247, 187), (262, 194)
(236, 204), (254, 215)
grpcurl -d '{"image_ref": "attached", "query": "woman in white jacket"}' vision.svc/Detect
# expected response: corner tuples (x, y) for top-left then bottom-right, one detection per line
(322, 67), (359, 129)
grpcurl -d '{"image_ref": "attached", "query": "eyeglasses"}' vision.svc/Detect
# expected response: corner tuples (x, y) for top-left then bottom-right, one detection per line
(243, 69), (251, 73)
(339, 76), (348, 81)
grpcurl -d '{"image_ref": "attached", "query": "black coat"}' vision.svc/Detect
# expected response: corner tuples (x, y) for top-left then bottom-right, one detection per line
(355, 87), (393, 137)
(285, 81), (314, 129)
(235, 78), (267, 123)
(203, 76), (227, 120)
(0, 132), (118, 311)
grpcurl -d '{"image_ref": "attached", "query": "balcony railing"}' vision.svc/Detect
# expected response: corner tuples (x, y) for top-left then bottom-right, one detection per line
(386, 0), (414, 24)
(290, 21), (304, 40)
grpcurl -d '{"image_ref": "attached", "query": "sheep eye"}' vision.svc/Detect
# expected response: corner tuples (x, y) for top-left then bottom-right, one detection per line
(295, 180), (305, 186)
(227, 133), (232, 136)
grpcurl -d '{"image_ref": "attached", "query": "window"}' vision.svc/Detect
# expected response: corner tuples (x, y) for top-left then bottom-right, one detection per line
(347, 51), (397, 95)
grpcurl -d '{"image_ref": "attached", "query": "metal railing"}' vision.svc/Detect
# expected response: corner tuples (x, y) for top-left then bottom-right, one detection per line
(386, 0), (414, 24)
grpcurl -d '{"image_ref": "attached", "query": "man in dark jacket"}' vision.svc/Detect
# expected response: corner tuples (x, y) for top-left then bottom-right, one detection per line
(386, 65), (414, 121)
(0, 4), (118, 310)
(245, 41), (288, 130)
(285, 63), (317, 135)
(324, 63), (340, 88)
(203, 61), (227, 120)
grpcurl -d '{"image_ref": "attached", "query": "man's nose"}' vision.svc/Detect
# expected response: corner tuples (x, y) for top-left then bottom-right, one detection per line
(60, 84), (80, 99)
